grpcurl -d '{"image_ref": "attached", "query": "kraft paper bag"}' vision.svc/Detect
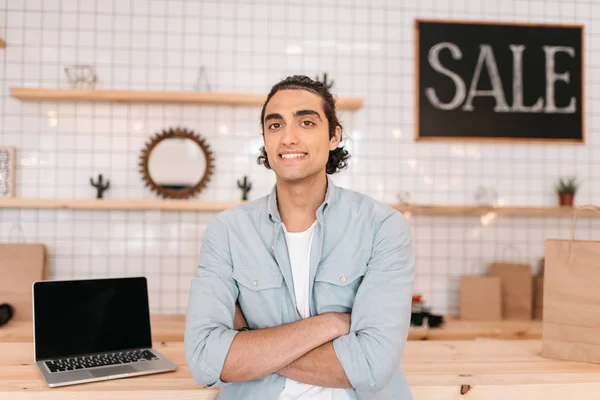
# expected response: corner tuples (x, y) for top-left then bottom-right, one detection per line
(542, 205), (600, 364)
(533, 259), (544, 320)
(459, 276), (502, 321)
(0, 243), (49, 322)
(533, 275), (544, 320)
(488, 262), (533, 320)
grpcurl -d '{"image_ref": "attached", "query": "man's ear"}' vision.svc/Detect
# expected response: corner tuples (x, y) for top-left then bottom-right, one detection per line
(329, 125), (342, 151)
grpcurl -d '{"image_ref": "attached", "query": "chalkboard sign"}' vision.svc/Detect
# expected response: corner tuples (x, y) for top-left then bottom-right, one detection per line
(415, 20), (584, 143)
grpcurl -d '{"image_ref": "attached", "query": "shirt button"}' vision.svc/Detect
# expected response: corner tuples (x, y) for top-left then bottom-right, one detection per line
(340, 276), (347, 283)
(252, 280), (258, 286)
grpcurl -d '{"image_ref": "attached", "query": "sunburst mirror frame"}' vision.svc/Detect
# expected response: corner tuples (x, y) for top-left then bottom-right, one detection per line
(139, 127), (215, 199)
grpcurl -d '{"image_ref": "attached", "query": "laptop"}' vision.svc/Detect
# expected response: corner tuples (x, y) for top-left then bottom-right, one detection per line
(32, 277), (178, 387)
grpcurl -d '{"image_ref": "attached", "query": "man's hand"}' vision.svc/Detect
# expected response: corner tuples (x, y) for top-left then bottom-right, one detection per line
(233, 303), (248, 330)
(277, 341), (353, 388)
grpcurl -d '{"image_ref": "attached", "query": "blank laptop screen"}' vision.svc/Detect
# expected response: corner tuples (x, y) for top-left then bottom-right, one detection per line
(34, 277), (152, 360)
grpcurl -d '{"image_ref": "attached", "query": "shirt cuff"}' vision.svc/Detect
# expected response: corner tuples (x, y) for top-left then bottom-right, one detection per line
(333, 333), (377, 392)
(201, 328), (240, 388)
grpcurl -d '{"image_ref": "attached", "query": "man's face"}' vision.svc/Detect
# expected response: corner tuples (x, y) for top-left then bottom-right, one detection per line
(262, 89), (341, 183)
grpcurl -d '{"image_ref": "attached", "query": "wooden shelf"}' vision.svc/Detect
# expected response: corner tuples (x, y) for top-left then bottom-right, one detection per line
(0, 198), (243, 212)
(390, 204), (598, 217)
(8, 87), (365, 110)
(0, 198), (596, 217)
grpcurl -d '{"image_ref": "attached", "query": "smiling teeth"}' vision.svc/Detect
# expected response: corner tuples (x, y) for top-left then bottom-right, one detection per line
(281, 153), (306, 159)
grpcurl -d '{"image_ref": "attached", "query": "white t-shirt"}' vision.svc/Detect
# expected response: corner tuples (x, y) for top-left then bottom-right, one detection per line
(279, 221), (351, 400)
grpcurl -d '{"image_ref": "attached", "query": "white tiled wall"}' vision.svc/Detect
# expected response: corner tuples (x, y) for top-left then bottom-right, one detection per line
(1, 0), (599, 315)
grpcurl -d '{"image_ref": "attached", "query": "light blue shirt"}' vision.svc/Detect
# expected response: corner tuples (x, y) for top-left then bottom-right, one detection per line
(184, 177), (415, 399)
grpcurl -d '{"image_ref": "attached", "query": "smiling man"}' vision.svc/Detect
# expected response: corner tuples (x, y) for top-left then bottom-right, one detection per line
(185, 75), (415, 399)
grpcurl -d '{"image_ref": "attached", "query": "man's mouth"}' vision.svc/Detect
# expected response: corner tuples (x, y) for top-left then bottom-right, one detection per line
(280, 153), (307, 159)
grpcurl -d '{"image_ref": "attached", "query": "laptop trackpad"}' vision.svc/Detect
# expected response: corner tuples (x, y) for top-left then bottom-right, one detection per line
(89, 365), (137, 377)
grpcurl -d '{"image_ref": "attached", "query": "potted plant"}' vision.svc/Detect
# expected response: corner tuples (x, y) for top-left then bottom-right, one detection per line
(555, 177), (579, 207)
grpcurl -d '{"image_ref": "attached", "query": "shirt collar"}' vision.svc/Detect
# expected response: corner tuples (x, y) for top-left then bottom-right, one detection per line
(268, 175), (337, 223)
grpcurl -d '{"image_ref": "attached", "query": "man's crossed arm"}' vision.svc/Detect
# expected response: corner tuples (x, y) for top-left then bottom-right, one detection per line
(223, 304), (352, 388)
(185, 211), (414, 393)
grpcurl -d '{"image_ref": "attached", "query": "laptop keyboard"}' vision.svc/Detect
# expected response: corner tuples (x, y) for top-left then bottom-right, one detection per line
(44, 350), (159, 373)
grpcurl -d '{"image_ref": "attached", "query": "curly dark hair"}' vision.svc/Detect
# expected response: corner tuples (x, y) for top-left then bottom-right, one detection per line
(257, 75), (350, 175)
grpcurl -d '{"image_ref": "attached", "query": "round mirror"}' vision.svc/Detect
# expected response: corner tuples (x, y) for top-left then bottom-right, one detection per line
(139, 127), (215, 199)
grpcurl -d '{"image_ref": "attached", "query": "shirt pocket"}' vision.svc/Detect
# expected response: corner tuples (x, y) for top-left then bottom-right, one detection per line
(231, 267), (284, 328)
(313, 262), (366, 314)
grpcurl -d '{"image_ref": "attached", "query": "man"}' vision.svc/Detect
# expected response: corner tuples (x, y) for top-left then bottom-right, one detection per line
(185, 75), (415, 399)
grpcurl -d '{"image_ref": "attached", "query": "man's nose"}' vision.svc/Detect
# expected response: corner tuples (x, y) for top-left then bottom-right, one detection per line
(281, 126), (299, 146)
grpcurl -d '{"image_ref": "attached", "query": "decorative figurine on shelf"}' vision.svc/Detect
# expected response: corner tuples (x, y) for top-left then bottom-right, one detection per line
(237, 175), (252, 201)
(0, 146), (16, 198)
(90, 174), (110, 199)
(315, 72), (334, 89)
(396, 191), (412, 205)
(474, 185), (498, 206)
(64, 65), (97, 89)
(556, 176), (579, 207)
(194, 65), (212, 91)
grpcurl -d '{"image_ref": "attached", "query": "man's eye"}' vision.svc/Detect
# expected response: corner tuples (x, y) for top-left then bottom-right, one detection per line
(269, 123), (281, 129)
(301, 120), (314, 127)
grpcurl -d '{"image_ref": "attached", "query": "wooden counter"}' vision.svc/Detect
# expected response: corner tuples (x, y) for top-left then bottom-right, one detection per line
(408, 317), (541, 340)
(2, 339), (600, 399)
(0, 315), (542, 343)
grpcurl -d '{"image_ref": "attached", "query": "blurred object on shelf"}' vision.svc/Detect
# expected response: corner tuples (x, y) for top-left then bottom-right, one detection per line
(474, 185), (498, 206)
(397, 191), (412, 205)
(315, 72), (334, 89)
(0, 147), (15, 198)
(193, 65), (212, 91)
(64, 65), (97, 89)
(411, 293), (444, 328)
